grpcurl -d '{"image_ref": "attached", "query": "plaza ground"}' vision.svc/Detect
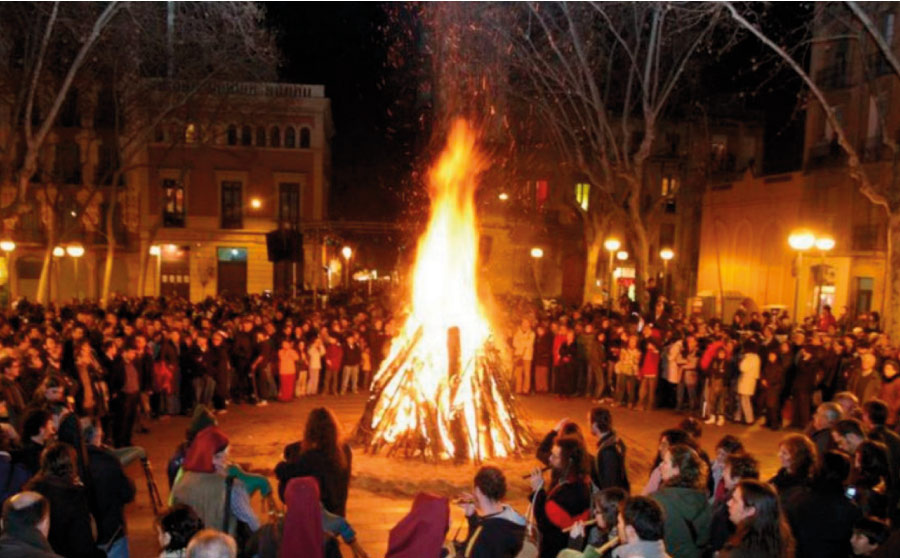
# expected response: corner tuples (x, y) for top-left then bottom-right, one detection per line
(124, 393), (788, 557)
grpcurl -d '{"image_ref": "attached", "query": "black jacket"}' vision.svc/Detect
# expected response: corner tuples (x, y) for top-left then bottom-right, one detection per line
(23, 475), (104, 558)
(86, 445), (135, 545)
(783, 483), (860, 558)
(462, 506), (526, 558)
(275, 441), (352, 516)
(0, 528), (62, 558)
(592, 431), (630, 492)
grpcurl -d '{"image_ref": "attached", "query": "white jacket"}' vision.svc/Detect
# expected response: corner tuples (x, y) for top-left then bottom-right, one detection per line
(737, 353), (761, 395)
(512, 328), (535, 361)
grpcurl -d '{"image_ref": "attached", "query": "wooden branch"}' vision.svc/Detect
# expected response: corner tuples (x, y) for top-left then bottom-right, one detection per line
(25, 2), (59, 143)
(846, 1), (900, 79)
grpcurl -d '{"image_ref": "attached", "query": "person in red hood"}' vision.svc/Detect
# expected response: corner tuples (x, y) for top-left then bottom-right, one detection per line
(385, 492), (449, 558)
(170, 427), (259, 543)
(280, 476), (369, 558)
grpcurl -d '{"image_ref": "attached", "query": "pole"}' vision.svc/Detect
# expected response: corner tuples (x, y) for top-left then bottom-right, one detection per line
(793, 252), (803, 325)
(608, 251), (615, 313)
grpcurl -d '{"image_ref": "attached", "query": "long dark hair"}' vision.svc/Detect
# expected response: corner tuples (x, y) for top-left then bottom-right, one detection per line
(726, 480), (795, 558)
(662, 444), (707, 490)
(853, 440), (891, 490)
(553, 434), (590, 485)
(301, 407), (347, 469)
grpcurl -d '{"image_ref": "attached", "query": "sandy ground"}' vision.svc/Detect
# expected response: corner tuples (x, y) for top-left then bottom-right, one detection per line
(122, 393), (788, 557)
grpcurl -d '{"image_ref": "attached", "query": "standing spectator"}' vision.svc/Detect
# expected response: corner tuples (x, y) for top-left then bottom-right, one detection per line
(877, 360), (900, 427)
(533, 324), (554, 394)
(735, 341), (760, 425)
(307, 336), (324, 396)
(340, 332), (361, 395)
(704, 348), (729, 426)
(24, 443), (103, 558)
(614, 335), (639, 408)
(849, 353), (882, 405)
(557, 330), (579, 398)
(761, 350), (786, 430)
(637, 338), (660, 411)
(277, 339), (300, 402)
(14, 409), (56, 477)
(791, 346), (820, 428)
(323, 335), (343, 396)
(513, 319), (535, 395)
(109, 341), (141, 448)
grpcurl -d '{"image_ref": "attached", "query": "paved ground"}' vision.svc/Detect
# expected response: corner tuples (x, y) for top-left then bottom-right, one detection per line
(123, 393), (788, 557)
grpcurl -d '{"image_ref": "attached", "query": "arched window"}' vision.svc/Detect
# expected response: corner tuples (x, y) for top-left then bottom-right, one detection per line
(300, 127), (311, 148)
(226, 125), (237, 146)
(270, 126), (281, 148)
(241, 125), (252, 146)
(256, 126), (266, 147)
(284, 126), (296, 148)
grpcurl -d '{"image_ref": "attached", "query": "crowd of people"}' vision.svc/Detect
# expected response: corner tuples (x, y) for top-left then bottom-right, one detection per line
(0, 289), (896, 558)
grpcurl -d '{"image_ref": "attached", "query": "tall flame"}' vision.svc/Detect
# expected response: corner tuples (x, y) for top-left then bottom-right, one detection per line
(358, 120), (532, 461)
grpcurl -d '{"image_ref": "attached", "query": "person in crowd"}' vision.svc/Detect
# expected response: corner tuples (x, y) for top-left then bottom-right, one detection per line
(185, 530), (237, 558)
(556, 329), (579, 398)
(761, 348), (786, 430)
(878, 359), (900, 427)
(156, 505), (205, 558)
(783, 450), (859, 558)
(721, 479), (795, 558)
(769, 434), (817, 502)
(0, 491), (60, 558)
(807, 402), (842, 457)
(322, 334), (343, 396)
(849, 353), (882, 405)
(561, 487), (626, 558)
(457, 465), (525, 558)
(513, 319), (535, 395)
(533, 323), (554, 394)
(13, 409), (56, 477)
(710, 453), (759, 553)
(23, 443), (103, 558)
(650, 443), (711, 558)
(277, 338), (300, 403)
(170, 427), (260, 540)
(848, 440), (891, 519)
(588, 407), (629, 492)
(704, 347), (729, 426)
(676, 335), (700, 414)
(83, 418), (135, 558)
(636, 337), (659, 411)
(861, 399), (900, 506)
(340, 331), (361, 395)
(791, 345), (820, 428)
(0, 429), (28, 505)
(642, 428), (696, 495)
(832, 418), (867, 456)
(612, 496), (671, 558)
(710, 435), (744, 504)
(529, 434), (592, 558)
(280, 476), (369, 558)
(275, 407), (352, 516)
(614, 335), (639, 408)
(850, 517), (891, 557)
(307, 335), (324, 396)
(384, 492), (449, 558)
(734, 340), (760, 425)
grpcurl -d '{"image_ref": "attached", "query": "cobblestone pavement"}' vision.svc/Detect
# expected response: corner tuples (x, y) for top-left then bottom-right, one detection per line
(124, 393), (787, 557)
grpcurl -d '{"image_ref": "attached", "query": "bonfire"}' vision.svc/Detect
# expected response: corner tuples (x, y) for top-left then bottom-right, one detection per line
(355, 120), (534, 462)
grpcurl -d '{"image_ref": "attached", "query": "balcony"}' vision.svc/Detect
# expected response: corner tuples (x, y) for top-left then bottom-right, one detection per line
(815, 62), (850, 89)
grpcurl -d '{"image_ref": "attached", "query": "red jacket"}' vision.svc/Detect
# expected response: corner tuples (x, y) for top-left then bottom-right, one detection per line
(325, 342), (343, 371)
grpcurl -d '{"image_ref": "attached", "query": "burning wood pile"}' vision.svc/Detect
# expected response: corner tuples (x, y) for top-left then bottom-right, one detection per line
(355, 120), (534, 462)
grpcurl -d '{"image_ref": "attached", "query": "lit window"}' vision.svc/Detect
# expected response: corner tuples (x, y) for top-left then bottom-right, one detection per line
(163, 178), (186, 228)
(575, 182), (590, 211)
(661, 176), (679, 197)
(185, 123), (197, 143)
(535, 180), (548, 210)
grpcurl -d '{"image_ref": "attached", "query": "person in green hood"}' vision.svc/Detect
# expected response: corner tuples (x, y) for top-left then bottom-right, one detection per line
(651, 444), (711, 558)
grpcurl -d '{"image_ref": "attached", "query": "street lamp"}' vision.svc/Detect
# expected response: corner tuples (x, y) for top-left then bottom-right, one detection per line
(616, 250), (629, 261)
(814, 235), (835, 315)
(530, 247), (544, 297)
(341, 245), (352, 288)
(530, 247), (544, 259)
(67, 243), (85, 299)
(250, 197), (262, 210)
(498, 192), (509, 201)
(788, 230), (815, 324)
(52, 246), (65, 258)
(604, 238), (621, 311)
(660, 248), (674, 298)
(0, 239), (14, 309)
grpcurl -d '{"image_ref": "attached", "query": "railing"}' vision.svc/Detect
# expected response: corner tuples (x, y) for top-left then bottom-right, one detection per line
(148, 79), (325, 99)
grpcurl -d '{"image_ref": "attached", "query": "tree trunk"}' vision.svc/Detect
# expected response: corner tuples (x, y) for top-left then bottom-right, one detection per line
(582, 233), (602, 305)
(35, 215), (55, 304)
(887, 213), (900, 342)
(628, 202), (651, 313)
(100, 185), (117, 307)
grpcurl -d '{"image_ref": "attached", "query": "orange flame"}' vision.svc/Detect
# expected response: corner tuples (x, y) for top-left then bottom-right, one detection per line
(364, 120), (529, 461)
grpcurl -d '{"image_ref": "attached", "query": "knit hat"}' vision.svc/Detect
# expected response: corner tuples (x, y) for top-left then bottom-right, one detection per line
(186, 404), (217, 442)
(183, 427), (229, 473)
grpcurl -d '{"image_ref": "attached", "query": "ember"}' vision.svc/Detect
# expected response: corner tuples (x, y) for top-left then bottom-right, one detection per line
(356, 120), (534, 462)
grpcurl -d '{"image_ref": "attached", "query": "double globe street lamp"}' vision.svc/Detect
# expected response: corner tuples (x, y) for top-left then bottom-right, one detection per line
(788, 230), (834, 324)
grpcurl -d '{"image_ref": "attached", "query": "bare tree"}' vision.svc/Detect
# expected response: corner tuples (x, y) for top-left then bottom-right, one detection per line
(725, 1), (900, 339)
(432, 2), (724, 305)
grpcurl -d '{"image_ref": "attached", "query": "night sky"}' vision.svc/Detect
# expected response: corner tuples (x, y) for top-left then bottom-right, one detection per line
(263, 3), (807, 224)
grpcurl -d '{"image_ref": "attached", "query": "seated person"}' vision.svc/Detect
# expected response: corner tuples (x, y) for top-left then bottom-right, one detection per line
(157, 505), (205, 558)
(561, 487), (627, 558)
(850, 517), (890, 557)
(186, 530), (237, 558)
(457, 465), (526, 558)
(613, 496), (671, 558)
(0, 491), (59, 558)
(280, 476), (368, 558)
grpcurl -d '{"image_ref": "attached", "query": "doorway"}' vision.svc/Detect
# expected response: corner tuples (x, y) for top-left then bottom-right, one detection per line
(217, 247), (247, 296)
(160, 245), (190, 299)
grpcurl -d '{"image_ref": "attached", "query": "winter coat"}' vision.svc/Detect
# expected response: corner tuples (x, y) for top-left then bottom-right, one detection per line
(275, 442), (352, 516)
(86, 445), (136, 546)
(783, 483), (860, 558)
(0, 527), (63, 558)
(533, 476), (592, 558)
(592, 431), (630, 492)
(23, 475), (103, 558)
(879, 374), (900, 426)
(462, 504), (526, 558)
(651, 486), (711, 558)
(533, 333), (554, 368)
(737, 353), (760, 396)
